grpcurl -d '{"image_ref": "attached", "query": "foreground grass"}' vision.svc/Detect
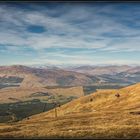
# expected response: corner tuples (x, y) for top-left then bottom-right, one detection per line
(0, 110), (140, 139)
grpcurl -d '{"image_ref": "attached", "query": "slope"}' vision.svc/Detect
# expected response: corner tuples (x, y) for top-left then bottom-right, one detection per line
(0, 83), (140, 138)
(0, 65), (100, 87)
(0, 86), (84, 103)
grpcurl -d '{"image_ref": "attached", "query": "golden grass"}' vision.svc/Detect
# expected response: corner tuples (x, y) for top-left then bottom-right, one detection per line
(0, 83), (140, 138)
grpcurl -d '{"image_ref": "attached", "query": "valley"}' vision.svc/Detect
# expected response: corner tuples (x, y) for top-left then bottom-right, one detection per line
(0, 65), (140, 138)
(0, 84), (124, 123)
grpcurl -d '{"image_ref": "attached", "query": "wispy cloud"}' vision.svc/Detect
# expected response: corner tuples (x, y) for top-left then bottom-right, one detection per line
(0, 2), (140, 65)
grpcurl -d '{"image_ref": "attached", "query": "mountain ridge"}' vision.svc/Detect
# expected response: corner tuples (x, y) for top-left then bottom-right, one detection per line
(1, 65), (140, 88)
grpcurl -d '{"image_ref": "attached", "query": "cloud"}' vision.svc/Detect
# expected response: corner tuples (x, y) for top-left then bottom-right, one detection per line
(0, 3), (140, 65)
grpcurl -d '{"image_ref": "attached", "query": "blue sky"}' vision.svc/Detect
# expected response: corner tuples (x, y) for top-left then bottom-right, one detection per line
(0, 2), (140, 66)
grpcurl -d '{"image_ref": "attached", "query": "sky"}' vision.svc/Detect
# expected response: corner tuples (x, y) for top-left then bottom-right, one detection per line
(0, 2), (140, 66)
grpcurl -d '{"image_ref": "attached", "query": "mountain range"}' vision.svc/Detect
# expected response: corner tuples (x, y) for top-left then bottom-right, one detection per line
(0, 64), (140, 104)
(0, 65), (140, 88)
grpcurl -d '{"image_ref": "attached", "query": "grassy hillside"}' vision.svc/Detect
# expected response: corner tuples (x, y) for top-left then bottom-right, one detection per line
(0, 83), (140, 138)
(0, 98), (77, 123)
(0, 86), (84, 103)
(0, 86), (83, 123)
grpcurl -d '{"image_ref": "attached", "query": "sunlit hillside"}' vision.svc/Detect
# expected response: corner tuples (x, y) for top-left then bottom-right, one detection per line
(0, 83), (140, 138)
(0, 86), (84, 103)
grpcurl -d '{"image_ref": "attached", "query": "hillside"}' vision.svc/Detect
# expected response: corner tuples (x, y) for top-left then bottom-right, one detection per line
(70, 65), (132, 75)
(69, 65), (140, 85)
(23, 83), (140, 119)
(0, 85), (84, 123)
(0, 83), (140, 138)
(0, 65), (140, 88)
(0, 86), (84, 103)
(0, 65), (100, 87)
